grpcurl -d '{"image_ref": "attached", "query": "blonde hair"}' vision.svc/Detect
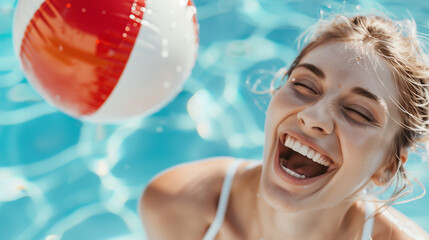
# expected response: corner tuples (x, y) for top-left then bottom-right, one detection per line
(285, 15), (429, 205)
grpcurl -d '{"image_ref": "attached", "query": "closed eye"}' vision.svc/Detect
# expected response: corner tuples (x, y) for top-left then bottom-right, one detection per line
(291, 81), (319, 95)
(343, 105), (375, 123)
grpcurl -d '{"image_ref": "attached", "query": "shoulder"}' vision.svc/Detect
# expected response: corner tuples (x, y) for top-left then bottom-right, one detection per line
(138, 157), (241, 240)
(372, 204), (429, 240)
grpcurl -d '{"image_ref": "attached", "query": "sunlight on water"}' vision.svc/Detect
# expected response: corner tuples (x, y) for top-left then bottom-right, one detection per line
(1, 0), (429, 239)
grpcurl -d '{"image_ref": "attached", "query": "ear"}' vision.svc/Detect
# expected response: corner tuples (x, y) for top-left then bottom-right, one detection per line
(399, 147), (408, 165)
(371, 148), (408, 186)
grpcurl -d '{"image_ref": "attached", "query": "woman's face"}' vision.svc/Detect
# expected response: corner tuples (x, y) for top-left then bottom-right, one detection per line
(260, 42), (402, 211)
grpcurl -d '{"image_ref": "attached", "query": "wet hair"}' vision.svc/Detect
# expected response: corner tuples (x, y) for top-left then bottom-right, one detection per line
(284, 15), (429, 206)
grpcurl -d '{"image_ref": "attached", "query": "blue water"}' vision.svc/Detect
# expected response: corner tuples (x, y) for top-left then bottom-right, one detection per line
(1, 0), (429, 239)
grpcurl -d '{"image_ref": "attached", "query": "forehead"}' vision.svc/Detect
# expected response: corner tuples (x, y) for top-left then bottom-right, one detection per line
(298, 42), (401, 119)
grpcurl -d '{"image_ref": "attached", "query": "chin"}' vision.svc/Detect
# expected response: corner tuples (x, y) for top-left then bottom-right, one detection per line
(259, 169), (309, 212)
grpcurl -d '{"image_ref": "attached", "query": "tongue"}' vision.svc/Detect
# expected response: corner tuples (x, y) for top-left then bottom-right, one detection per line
(284, 152), (328, 178)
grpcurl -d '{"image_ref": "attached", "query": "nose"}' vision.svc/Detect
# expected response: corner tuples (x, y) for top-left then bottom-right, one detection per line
(297, 103), (334, 135)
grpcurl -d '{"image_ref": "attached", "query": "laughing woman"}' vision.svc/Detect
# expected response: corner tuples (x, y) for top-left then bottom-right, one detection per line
(139, 15), (429, 240)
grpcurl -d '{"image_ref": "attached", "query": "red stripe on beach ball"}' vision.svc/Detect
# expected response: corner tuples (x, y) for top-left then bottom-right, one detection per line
(19, 0), (145, 116)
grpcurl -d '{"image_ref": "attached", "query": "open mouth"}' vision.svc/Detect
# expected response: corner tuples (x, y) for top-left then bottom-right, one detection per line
(278, 135), (336, 180)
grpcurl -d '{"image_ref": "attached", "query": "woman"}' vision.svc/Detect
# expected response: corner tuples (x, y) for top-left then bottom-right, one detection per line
(139, 15), (429, 240)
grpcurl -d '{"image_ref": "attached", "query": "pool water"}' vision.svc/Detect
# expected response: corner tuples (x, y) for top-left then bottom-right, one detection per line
(1, 0), (429, 239)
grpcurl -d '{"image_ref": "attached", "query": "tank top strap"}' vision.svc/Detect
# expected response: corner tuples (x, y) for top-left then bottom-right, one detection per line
(361, 201), (375, 240)
(202, 159), (244, 240)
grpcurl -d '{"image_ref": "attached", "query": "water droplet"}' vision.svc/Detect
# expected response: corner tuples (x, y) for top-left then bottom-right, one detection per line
(171, 22), (177, 29)
(101, 94), (107, 100)
(125, 26), (130, 31)
(141, 7), (146, 12)
(122, 33), (127, 38)
(162, 38), (168, 46)
(161, 49), (169, 58)
(163, 81), (171, 88)
(327, 4), (332, 8)
(356, 4), (361, 10)
(176, 65), (183, 72)
(156, 126), (164, 132)
(59, 45), (63, 51)
(147, 9), (153, 14)
(133, 23), (138, 27)
(129, 14), (136, 20)
(102, 10), (106, 14)
(81, 8), (86, 13)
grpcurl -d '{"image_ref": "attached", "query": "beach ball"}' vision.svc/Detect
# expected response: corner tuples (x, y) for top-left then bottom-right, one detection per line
(13, 0), (199, 122)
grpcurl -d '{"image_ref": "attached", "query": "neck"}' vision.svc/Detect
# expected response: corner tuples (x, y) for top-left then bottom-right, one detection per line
(255, 184), (356, 240)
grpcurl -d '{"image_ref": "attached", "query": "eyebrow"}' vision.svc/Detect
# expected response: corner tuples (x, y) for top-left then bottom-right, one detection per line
(294, 63), (326, 80)
(351, 87), (379, 102)
(352, 87), (388, 113)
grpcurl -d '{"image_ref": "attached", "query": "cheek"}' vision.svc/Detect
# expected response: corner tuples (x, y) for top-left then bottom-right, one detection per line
(266, 88), (305, 123)
(275, 86), (307, 107)
(339, 120), (394, 150)
(339, 125), (392, 173)
(341, 126), (378, 149)
(332, 133), (387, 197)
(264, 89), (303, 159)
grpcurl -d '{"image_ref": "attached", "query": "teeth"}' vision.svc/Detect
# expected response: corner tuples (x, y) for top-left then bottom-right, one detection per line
(280, 165), (306, 179)
(299, 145), (309, 156)
(292, 141), (301, 152)
(284, 135), (330, 167)
(313, 153), (321, 163)
(285, 136), (292, 147)
(321, 159), (329, 166)
(307, 149), (315, 159)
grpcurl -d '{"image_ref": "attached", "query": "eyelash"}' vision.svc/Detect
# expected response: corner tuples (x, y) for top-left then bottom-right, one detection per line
(291, 81), (318, 95)
(343, 106), (375, 123)
(290, 81), (376, 124)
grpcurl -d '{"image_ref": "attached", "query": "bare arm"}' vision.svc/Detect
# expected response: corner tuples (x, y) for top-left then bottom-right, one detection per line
(139, 157), (235, 240)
